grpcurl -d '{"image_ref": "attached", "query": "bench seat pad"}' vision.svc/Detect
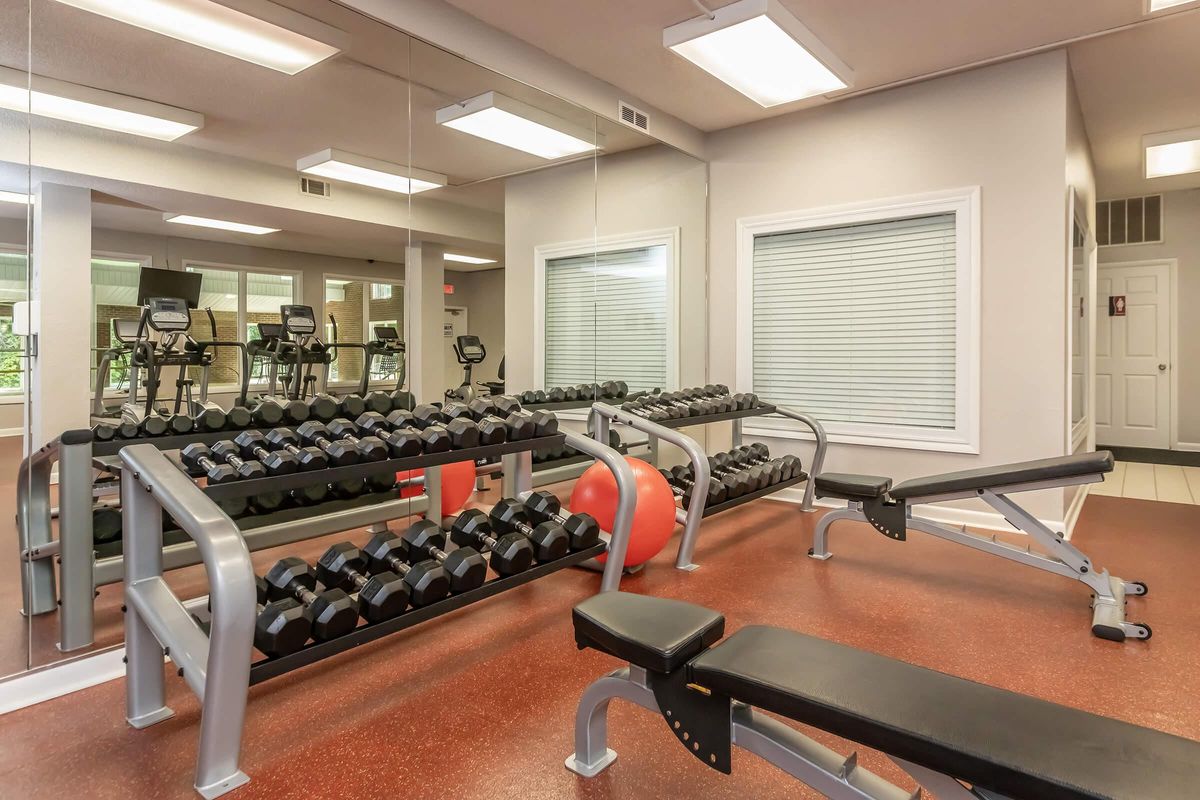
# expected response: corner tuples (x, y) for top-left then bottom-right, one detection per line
(573, 592), (725, 673)
(689, 625), (1199, 800)
(814, 473), (891, 500)
(889, 450), (1114, 500)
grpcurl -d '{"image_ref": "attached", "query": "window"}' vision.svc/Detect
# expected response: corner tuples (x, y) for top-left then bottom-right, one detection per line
(536, 229), (678, 394)
(324, 276), (404, 386)
(91, 255), (150, 392)
(185, 262), (299, 388)
(737, 189), (979, 452)
(0, 247), (27, 394)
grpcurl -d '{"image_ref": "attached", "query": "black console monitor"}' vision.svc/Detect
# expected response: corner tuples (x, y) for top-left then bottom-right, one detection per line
(137, 266), (202, 308)
(145, 297), (192, 332)
(455, 334), (486, 363)
(280, 304), (317, 336)
(374, 326), (399, 340)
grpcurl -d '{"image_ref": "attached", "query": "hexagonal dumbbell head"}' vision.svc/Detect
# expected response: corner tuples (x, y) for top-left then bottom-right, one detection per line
(211, 440), (267, 480)
(386, 409), (416, 430)
(489, 498), (569, 562)
(383, 428), (422, 458)
(296, 420), (359, 467)
(418, 425), (453, 453)
(525, 490), (601, 550)
(475, 415), (507, 446)
(362, 532), (451, 607)
(255, 598), (311, 657)
(235, 430), (299, 476)
(467, 397), (497, 421)
(355, 411), (392, 437)
(193, 408), (226, 432)
(327, 419), (389, 462)
(491, 395), (522, 417)
(449, 508), (533, 576)
(444, 417), (481, 449)
(265, 557), (357, 641)
(308, 394), (340, 422)
(180, 442), (237, 485)
(263, 428), (328, 472)
(338, 394), (367, 419)
(442, 402), (473, 421)
(364, 391), (393, 415)
(504, 412), (535, 441)
(402, 520), (486, 593)
(316, 542), (409, 623)
(412, 404), (445, 429)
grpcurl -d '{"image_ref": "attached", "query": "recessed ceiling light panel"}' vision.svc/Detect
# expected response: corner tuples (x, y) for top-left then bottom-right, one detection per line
(0, 66), (203, 141)
(1144, 127), (1200, 178)
(1147, 0), (1197, 11)
(164, 214), (279, 235)
(51, 0), (347, 75)
(663, 0), (852, 107)
(436, 92), (603, 160)
(296, 149), (447, 195)
(444, 253), (497, 265)
(0, 191), (32, 205)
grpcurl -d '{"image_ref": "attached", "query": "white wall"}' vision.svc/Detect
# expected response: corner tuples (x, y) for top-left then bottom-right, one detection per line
(445, 268), (505, 385)
(1098, 188), (1200, 446)
(707, 51), (1075, 522)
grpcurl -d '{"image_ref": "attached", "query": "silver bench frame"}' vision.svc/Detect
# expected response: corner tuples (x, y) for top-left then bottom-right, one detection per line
(566, 664), (1014, 799)
(810, 473), (1149, 641)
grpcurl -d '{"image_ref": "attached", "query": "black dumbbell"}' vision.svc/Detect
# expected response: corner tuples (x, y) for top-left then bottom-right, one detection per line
(291, 481), (330, 506)
(296, 420), (360, 466)
(248, 490), (289, 515)
(264, 428), (329, 471)
(722, 448), (783, 484)
(225, 406), (253, 429)
(210, 440), (267, 480)
(306, 394), (340, 422)
(277, 397), (311, 425)
(388, 408), (453, 454)
(163, 413), (195, 435)
(363, 531), (451, 607)
(138, 415), (169, 437)
(660, 467), (726, 505)
(400, 520), (487, 593)
(524, 490), (601, 550)
(735, 443), (803, 479)
(362, 391), (393, 415)
(250, 574), (311, 658)
(180, 443), (238, 485)
(114, 421), (140, 439)
(354, 412), (423, 458)
(93, 505), (122, 544)
(389, 390), (415, 411)
(489, 499), (569, 563)
(620, 401), (670, 423)
(234, 430), (299, 475)
(446, 508), (534, 576)
(316, 543), (409, 623)
(250, 399), (286, 427)
(329, 477), (368, 500)
(674, 460), (747, 499)
(327, 418), (389, 461)
(192, 408), (227, 433)
(264, 557), (358, 641)
(704, 456), (759, 495)
(600, 380), (627, 399)
(92, 423), (117, 442)
(715, 451), (773, 489)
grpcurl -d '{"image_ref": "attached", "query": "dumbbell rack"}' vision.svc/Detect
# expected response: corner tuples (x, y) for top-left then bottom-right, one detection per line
(589, 401), (827, 572)
(118, 429), (634, 798)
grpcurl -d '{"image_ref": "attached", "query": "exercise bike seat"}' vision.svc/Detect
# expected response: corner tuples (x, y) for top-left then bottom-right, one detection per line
(814, 473), (892, 500)
(573, 592), (725, 673)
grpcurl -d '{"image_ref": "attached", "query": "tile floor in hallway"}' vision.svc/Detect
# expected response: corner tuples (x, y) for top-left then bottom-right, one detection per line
(1089, 460), (1200, 504)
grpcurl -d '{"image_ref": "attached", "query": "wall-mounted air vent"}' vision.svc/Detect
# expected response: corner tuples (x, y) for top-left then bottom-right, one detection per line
(618, 101), (649, 132)
(1097, 194), (1162, 246)
(299, 176), (331, 198)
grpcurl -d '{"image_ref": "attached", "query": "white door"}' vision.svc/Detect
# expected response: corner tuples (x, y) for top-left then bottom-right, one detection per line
(443, 306), (468, 391)
(1095, 262), (1171, 448)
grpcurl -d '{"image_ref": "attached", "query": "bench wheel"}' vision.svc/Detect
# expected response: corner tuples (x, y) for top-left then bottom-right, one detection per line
(1131, 622), (1152, 640)
(1128, 581), (1148, 597)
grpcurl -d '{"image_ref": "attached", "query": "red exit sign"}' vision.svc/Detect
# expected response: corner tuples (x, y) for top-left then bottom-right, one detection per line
(443, 284), (454, 295)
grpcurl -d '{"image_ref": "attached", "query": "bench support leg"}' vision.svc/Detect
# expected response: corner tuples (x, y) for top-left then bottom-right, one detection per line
(809, 504), (862, 560)
(565, 666), (656, 777)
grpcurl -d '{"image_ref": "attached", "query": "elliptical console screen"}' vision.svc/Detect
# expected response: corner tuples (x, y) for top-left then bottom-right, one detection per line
(146, 297), (191, 331)
(281, 305), (316, 335)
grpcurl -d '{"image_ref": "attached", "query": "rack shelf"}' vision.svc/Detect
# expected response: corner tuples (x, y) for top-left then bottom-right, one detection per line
(700, 472), (810, 518)
(249, 541), (607, 683)
(644, 403), (778, 430)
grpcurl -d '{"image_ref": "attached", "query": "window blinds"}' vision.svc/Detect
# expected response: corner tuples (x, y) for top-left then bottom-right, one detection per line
(544, 244), (668, 393)
(751, 213), (957, 430)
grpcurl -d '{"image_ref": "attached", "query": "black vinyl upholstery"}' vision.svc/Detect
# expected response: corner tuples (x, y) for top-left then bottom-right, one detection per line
(690, 625), (1200, 800)
(573, 592), (725, 673)
(889, 450), (1115, 499)
(814, 473), (892, 500)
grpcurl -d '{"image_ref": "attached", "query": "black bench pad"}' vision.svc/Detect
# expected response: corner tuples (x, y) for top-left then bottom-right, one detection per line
(573, 592), (725, 673)
(690, 625), (1200, 800)
(888, 450), (1114, 499)
(814, 473), (892, 500)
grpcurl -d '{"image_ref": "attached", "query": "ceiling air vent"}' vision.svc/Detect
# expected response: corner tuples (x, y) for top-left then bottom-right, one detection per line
(1097, 194), (1162, 246)
(618, 101), (649, 132)
(299, 176), (331, 198)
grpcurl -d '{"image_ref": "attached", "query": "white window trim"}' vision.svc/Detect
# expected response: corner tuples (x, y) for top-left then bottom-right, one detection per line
(735, 187), (981, 454)
(533, 228), (680, 413)
(91, 251), (153, 399)
(183, 259), (303, 394)
(322, 272), (406, 391)
(0, 242), (32, 398)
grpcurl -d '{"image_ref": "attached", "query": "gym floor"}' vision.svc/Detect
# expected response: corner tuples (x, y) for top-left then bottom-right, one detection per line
(2, 442), (1199, 798)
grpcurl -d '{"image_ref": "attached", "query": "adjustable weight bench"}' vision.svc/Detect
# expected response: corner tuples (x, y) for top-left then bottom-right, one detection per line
(809, 451), (1150, 642)
(565, 592), (1199, 799)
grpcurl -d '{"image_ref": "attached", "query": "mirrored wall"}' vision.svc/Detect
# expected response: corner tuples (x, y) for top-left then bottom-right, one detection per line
(3, 0), (705, 676)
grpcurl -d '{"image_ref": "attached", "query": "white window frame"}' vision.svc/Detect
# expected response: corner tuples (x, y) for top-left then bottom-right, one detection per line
(735, 187), (981, 453)
(534, 228), (680, 413)
(184, 260), (303, 392)
(91, 250), (153, 398)
(0, 242), (35, 402)
(322, 273), (405, 391)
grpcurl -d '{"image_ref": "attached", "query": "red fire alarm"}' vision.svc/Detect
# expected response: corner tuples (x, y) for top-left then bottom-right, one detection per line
(1109, 295), (1126, 317)
(443, 284), (454, 295)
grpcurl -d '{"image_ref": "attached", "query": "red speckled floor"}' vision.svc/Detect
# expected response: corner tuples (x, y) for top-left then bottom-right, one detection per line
(0, 480), (1197, 799)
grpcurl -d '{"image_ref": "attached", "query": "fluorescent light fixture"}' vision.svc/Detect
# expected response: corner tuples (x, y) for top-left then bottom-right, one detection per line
(164, 214), (279, 235)
(436, 92), (603, 160)
(0, 191), (32, 205)
(0, 65), (202, 141)
(663, 0), (852, 107)
(1144, 127), (1200, 178)
(50, 0), (347, 75)
(1148, 0), (1196, 11)
(444, 253), (497, 265)
(297, 148), (447, 195)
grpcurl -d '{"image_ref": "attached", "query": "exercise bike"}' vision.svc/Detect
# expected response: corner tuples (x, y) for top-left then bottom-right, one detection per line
(446, 335), (504, 403)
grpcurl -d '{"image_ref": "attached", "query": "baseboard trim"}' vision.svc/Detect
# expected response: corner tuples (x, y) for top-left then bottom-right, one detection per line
(1175, 442), (1200, 453)
(1061, 484), (1090, 542)
(0, 647), (128, 715)
(768, 486), (1067, 535)
(0, 426), (23, 437)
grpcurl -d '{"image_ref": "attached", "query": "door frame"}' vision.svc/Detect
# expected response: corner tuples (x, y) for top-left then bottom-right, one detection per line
(1096, 258), (1178, 449)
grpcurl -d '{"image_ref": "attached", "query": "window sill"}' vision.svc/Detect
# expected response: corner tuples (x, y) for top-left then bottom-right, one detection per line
(0, 393), (25, 406)
(742, 420), (980, 455)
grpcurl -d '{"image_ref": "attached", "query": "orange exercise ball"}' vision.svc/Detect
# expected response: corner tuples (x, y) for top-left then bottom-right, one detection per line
(396, 460), (476, 517)
(570, 456), (677, 567)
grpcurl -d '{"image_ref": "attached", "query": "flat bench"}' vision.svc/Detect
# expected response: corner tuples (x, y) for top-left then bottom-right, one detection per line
(566, 592), (1199, 800)
(810, 451), (1149, 642)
